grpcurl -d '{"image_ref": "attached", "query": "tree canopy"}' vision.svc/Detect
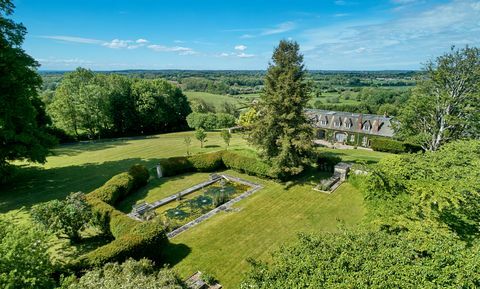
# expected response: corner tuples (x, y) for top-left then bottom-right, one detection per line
(247, 40), (314, 177)
(0, 0), (55, 180)
(395, 46), (480, 151)
(49, 69), (192, 138)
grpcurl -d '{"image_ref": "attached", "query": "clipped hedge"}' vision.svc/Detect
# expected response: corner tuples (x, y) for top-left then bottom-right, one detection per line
(370, 138), (406, 154)
(158, 151), (276, 179)
(316, 154), (342, 172)
(88, 173), (135, 205)
(79, 219), (168, 267)
(78, 164), (169, 268)
(221, 151), (275, 178)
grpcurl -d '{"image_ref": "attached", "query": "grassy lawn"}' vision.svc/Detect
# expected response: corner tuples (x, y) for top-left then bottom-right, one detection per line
(164, 170), (365, 288)
(317, 147), (392, 164)
(0, 131), (247, 214)
(0, 131), (392, 288)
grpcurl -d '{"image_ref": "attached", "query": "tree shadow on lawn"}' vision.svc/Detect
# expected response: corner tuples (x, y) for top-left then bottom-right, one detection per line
(52, 134), (160, 157)
(0, 157), (163, 213)
(162, 242), (192, 267)
(204, 144), (221, 148)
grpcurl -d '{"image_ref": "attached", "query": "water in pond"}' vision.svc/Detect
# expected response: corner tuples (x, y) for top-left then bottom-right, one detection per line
(162, 180), (249, 229)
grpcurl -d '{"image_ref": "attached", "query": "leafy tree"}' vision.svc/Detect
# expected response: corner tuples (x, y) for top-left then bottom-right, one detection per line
(216, 113), (236, 129)
(219, 101), (239, 117)
(62, 258), (184, 289)
(102, 74), (136, 136)
(184, 136), (192, 156)
(131, 78), (191, 134)
(195, 128), (207, 148)
(189, 98), (216, 113)
(247, 40), (314, 177)
(241, 230), (480, 288)
(0, 0), (55, 181)
(238, 107), (258, 128)
(396, 46), (480, 151)
(0, 215), (55, 289)
(221, 129), (232, 149)
(31, 192), (93, 242)
(48, 68), (99, 137)
(364, 140), (480, 238)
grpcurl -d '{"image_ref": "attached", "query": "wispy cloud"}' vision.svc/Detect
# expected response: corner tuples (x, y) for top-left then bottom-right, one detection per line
(147, 44), (196, 55)
(36, 57), (93, 66)
(302, 0), (480, 69)
(237, 52), (255, 58)
(234, 45), (247, 51)
(261, 21), (295, 35)
(40, 35), (103, 44)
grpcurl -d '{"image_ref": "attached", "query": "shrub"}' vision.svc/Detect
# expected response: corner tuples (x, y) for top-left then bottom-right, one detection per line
(31, 192), (93, 242)
(189, 151), (224, 171)
(370, 138), (406, 154)
(222, 151), (275, 178)
(89, 164), (149, 205)
(79, 219), (168, 267)
(89, 173), (135, 205)
(159, 156), (193, 177)
(128, 164), (150, 189)
(63, 258), (184, 289)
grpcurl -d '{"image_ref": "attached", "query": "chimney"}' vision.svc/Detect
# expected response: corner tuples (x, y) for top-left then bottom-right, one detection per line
(357, 114), (363, 130)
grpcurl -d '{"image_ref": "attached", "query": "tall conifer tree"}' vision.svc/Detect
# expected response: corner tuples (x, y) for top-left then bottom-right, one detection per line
(248, 40), (314, 177)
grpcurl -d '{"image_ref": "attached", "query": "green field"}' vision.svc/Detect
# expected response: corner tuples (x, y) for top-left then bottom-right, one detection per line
(184, 91), (248, 109)
(0, 131), (392, 288)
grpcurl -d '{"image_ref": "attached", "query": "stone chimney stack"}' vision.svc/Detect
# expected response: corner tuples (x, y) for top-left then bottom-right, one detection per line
(357, 114), (363, 130)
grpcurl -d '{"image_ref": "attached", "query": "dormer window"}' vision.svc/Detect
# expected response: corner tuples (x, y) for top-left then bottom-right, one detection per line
(363, 124), (371, 131)
(333, 121), (341, 127)
(345, 122), (352, 129)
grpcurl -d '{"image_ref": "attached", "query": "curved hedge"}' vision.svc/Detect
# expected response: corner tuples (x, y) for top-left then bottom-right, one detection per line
(78, 164), (168, 268)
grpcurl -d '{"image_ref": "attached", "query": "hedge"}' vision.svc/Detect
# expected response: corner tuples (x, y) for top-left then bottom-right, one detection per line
(158, 151), (277, 179)
(78, 164), (169, 268)
(78, 219), (168, 267)
(221, 151), (276, 178)
(316, 154), (342, 172)
(370, 138), (406, 154)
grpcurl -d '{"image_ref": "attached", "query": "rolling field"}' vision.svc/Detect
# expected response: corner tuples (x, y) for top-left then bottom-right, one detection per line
(184, 91), (247, 109)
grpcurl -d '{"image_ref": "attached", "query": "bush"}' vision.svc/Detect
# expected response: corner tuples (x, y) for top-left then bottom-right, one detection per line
(79, 219), (168, 267)
(189, 151), (224, 171)
(128, 164), (150, 189)
(89, 164), (149, 205)
(31, 192), (93, 242)
(222, 151), (275, 178)
(89, 173), (134, 205)
(370, 138), (406, 154)
(159, 156), (194, 177)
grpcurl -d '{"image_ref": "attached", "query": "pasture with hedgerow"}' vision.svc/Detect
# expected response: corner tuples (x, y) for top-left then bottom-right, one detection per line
(1, 0), (479, 288)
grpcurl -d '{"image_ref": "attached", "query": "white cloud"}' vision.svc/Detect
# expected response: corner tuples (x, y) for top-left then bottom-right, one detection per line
(102, 39), (133, 49)
(40, 35), (103, 44)
(334, 13), (350, 17)
(219, 52), (232, 57)
(36, 57), (93, 66)
(240, 34), (254, 39)
(237, 52), (255, 58)
(147, 44), (196, 55)
(261, 21), (295, 35)
(136, 38), (149, 44)
(302, 0), (480, 69)
(234, 45), (247, 51)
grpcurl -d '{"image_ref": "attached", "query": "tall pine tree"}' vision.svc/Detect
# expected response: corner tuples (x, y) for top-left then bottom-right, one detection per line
(248, 40), (314, 178)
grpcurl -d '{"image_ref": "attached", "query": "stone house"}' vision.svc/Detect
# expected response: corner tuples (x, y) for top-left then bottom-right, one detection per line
(306, 109), (394, 147)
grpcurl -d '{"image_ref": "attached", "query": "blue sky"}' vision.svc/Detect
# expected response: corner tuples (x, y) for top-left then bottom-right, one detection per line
(12, 0), (480, 70)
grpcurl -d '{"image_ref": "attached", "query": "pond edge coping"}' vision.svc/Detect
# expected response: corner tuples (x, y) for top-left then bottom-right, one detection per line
(166, 174), (263, 239)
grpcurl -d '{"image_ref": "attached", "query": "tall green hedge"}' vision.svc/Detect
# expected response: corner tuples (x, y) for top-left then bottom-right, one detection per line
(158, 151), (277, 179)
(370, 138), (406, 154)
(79, 164), (168, 268)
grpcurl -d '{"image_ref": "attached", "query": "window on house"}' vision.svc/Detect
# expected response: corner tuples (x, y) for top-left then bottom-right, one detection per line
(345, 122), (351, 128)
(363, 124), (370, 131)
(334, 122), (341, 127)
(320, 120), (327, 125)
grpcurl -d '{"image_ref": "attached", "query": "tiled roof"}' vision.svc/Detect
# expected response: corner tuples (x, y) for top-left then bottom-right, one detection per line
(305, 109), (394, 137)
